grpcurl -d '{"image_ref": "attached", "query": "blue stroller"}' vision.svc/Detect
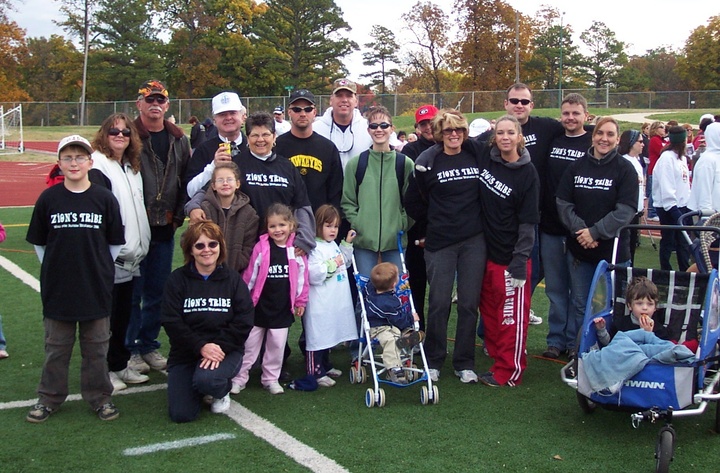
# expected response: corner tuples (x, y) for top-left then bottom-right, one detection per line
(349, 232), (438, 408)
(561, 224), (720, 473)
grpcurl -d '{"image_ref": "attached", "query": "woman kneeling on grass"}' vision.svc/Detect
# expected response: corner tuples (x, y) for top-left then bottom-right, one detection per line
(162, 222), (254, 422)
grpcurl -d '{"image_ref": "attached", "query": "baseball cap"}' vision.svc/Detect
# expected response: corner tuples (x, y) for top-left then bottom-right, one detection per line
(289, 89), (316, 105)
(57, 135), (93, 159)
(700, 113), (714, 126)
(212, 92), (244, 115)
(415, 105), (438, 124)
(273, 106), (284, 114)
(468, 118), (491, 137)
(138, 80), (168, 98)
(332, 78), (357, 95)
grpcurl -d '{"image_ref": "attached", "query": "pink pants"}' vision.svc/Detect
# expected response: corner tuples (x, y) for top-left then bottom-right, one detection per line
(233, 326), (289, 387)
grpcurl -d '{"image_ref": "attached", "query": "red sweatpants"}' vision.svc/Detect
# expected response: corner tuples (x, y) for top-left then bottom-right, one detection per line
(480, 260), (531, 386)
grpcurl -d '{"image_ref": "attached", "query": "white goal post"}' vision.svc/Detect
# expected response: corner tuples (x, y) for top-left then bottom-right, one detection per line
(0, 105), (24, 154)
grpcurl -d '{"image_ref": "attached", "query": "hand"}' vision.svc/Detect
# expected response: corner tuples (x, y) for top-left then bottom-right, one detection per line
(412, 312), (420, 322)
(346, 229), (357, 243)
(593, 317), (606, 330)
(213, 144), (232, 164)
(199, 342), (225, 364)
(295, 306), (305, 317)
(638, 315), (655, 332)
(294, 247), (307, 257)
(510, 278), (526, 288)
(199, 357), (219, 370)
(189, 208), (207, 225)
(575, 228), (595, 249)
(334, 254), (344, 267)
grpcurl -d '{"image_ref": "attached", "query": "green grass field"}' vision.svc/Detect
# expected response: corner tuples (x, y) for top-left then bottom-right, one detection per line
(1, 207), (719, 472)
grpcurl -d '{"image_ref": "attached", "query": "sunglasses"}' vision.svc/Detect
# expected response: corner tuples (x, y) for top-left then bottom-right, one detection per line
(108, 127), (131, 137)
(508, 98), (532, 105)
(290, 106), (315, 113)
(193, 240), (219, 251)
(144, 95), (167, 104)
(368, 122), (391, 130)
(442, 127), (467, 136)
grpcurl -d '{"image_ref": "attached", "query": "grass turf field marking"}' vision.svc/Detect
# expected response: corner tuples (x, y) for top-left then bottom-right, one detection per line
(0, 254), (40, 292)
(123, 433), (237, 456)
(226, 402), (350, 473)
(0, 384), (169, 410)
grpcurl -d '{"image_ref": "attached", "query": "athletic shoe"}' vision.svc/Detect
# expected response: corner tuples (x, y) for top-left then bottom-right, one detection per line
(479, 372), (501, 387)
(279, 370), (293, 383)
(0, 349), (8, 359)
(317, 375), (337, 387)
(265, 382), (284, 395)
(210, 394), (231, 414)
(108, 371), (128, 393)
(326, 368), (342, 378)
(96, 402), (120, 421)
(230, 382), (246, 394)
(428, 369), (440, 382)
(26, 403), (54, 423)
(114, 366), (150, 384)
(141, 350), (167, 371)
(542, 346), (561, 359)
(648, 216), (660, 222)
(529, 310), (543, 325)
(128, 354), (150, 374)
(387, 367), (408, 384)
(454, 369), (479, 384)
(396, 329), (426, 349)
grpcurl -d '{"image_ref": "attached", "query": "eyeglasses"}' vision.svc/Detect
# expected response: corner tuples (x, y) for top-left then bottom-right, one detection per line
(442, 127), (466, 136)
(368, 122), (391, 130)
(194, 240), (219, 251)
(59, 156), (89, 164)
(108, 127), (131, 137)
(248, 132), (273, 140)
(144, 95), (167, 104)
(214, 177), (236, 184)
(290, 106), (315, 113)
(508, 98), (532, 105)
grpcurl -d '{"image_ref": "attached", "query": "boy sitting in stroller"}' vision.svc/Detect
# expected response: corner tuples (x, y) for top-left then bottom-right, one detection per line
(364, 263), (425, 384)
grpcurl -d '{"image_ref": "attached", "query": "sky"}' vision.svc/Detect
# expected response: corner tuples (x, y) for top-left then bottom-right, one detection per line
(8, 0), (720, 84)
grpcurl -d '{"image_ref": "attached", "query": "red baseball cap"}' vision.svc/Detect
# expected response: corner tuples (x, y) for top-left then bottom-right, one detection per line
(415, 105), (438, 125)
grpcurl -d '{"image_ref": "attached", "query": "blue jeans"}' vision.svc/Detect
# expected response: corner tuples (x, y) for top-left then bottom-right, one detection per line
(656, 206), (691, 271)
(127, 238), (174, 355)
(541, 233), (574, 351)
(566, 253), (598, 352)
(530, 226), (544, 295)
(646, 175), (657, 218)
(353, 247), (402, 277)
(166, 350), (243, 423)
(0, 314), (6, 350)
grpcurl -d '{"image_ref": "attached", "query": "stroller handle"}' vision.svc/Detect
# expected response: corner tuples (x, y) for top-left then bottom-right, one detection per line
(396, 231), (419, 327)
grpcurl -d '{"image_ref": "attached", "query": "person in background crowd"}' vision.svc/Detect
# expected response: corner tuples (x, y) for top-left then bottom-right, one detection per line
(646, 121), (667, 222)
(273, 106), (291, 136)
(188, 115), (206, 152)
(618, 130), (646, 264)
(689, 122), (720, 213)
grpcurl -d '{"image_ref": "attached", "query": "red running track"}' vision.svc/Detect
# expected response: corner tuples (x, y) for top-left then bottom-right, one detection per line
(0, 161), (55, 207)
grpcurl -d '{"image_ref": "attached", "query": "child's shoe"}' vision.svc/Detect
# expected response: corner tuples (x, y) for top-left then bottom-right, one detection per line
(210, 394), (231, 413)
(387, 367), (407, 384)
(265, 382), (284, 395)
(479, 371), (501, 387)
(326, 368), (342, 378)
(230, 382), (246, 394)
(317, 375), (336, 387)
(26, 403), (55, 423)
(396, 329), (425, 349)
(96, 402), (120, 421)
(0, 349), (8, 359)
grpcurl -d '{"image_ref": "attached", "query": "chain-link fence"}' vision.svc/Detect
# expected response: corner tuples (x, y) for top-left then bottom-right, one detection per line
(3, 88), (720, 127)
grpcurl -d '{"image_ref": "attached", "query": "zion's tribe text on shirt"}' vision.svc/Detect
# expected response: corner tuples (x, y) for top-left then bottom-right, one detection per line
(573, 175), (614, 190)
(479, 169), (513, 198)
(50, 212), (104, 229)
(549, 146), (585, 162)
(267, 263), (289, 280)
(183, 297), (232, 313)
(289, 155), (323, 173)
(524, 133), (537, 148)
(245, 172), (290, 187)
(435, 166), (480, 184)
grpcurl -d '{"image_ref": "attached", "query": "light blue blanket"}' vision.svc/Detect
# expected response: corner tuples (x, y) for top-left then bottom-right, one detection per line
(581, 329), (695, 394)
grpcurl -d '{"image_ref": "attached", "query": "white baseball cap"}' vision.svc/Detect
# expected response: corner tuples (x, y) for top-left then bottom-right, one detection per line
(468, 118), (491, 138)
(212, 92), (244, 115)
(57, 135), (93, 158)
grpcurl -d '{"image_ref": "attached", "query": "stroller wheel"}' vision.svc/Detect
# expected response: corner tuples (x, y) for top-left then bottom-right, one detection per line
(420, 386), (429, 405)
(359, 366), (368, 383)
(432, 385), (439, 404)
(576, 392), (596, 414)
(365, 388), (375, 408)
(377, 388), (386, 408)
(655, 426), (675, 473)
(349, 366), (358, 384)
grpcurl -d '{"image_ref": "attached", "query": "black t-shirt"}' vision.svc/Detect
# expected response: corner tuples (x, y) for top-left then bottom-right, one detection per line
(478, 151), (540, 265)
(402, 136), (435, 161)
(541, 132), (592, 235)
(26, 184), (125, 321)
(150, 129), (171, 166)
(275, 131), (343, 212)
(254, 241), (293, 328)
(521, 116), (565, 182)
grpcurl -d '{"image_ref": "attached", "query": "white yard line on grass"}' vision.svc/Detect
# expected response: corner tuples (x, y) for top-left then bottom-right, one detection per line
(123, 433), (237, 456)
(0, 259), (349, 473)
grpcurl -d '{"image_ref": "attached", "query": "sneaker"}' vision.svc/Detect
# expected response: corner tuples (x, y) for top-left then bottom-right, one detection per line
(387, 367), (408, 384)
(0, 349), (8, 359)
(317, 375), (337, 387)
(128, 354), (150, 374)
(26, 403), (54, 423)
(108, 371), (128, 393)
(454, 369), (479, 384)
(230, 382), (246, 394)
(96, 402), (120, 421)
(479, 372), (501, 387)
(210, 394), (231, 414)
(279, 370), (293, 383)
(396, 329), (426, 349)
(529, 310), (543, 325)
(542, 346), (561, 359)
(265, 382), (284, 395)
(141, 350), (167, 371)
(326, 368), (342, 378)
(428, 369), (440, 382)
(114, 367), (150, 384)
(648, 216), (660, 222)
